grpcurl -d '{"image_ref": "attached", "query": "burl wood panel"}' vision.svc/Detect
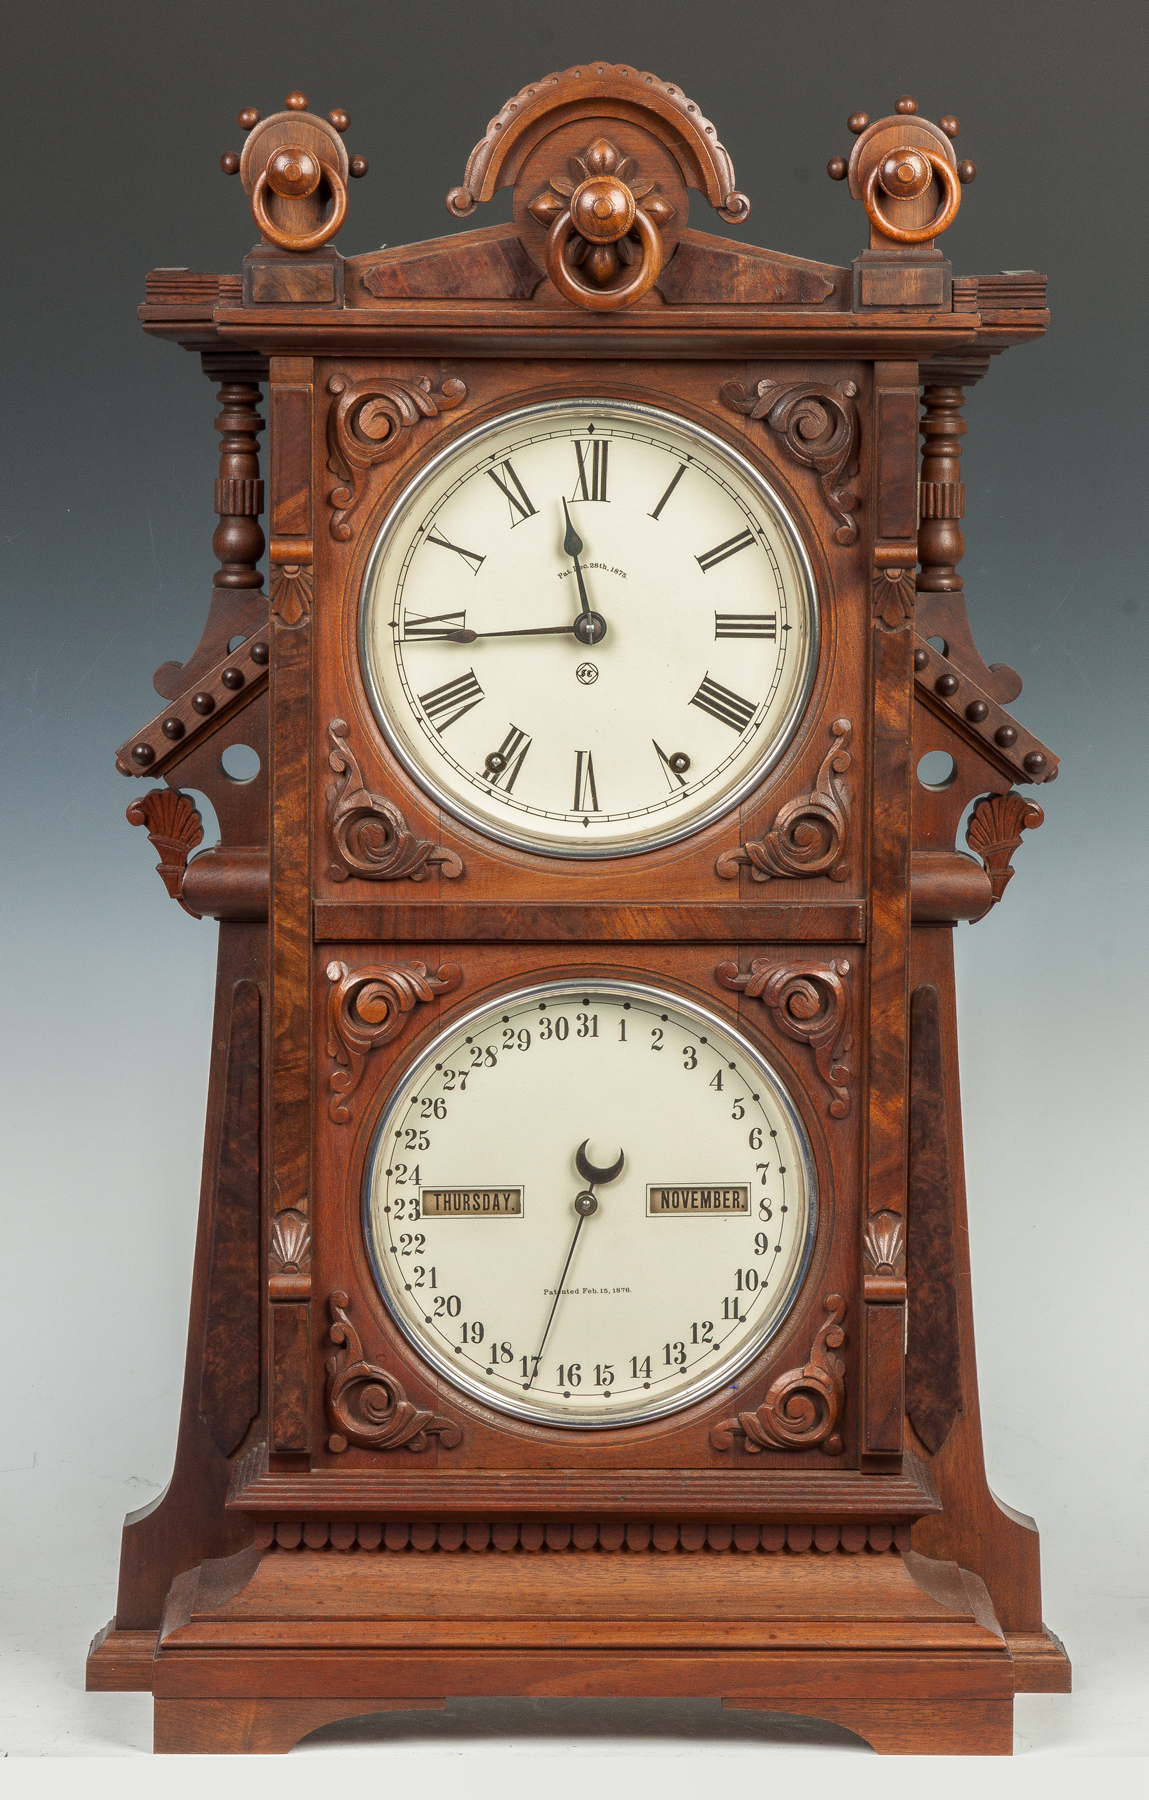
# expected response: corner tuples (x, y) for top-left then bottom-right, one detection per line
(112, 926), (265, 1631)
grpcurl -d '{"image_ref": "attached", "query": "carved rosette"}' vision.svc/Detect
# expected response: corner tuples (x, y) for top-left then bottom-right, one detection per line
(326, 720), (463, 883)
(717, 720), (852, 883)
(269, 561), (313, 627)
(966, 790), (1044, 906)
(716, 957), (852, 1117)
(126, 789), (204, 914)
(721, 379), (860, 545)
(326, 373), (467, 541)
(711, 1296), (847, 1455)
(873, 567), (917, 629)
(326, 1291), (462, 1454)
(528, 135), (673, 295)
(326, 958), (463, 1123)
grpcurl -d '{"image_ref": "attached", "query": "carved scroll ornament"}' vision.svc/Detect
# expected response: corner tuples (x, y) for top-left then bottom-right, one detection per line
(326, 1291), (462, 1454)
(326, 958), (463, 1124)
(717, 720), (851, 883)
(126, 788), (203, 915)
(966, 790), (1044, 907)
(711, 1296), (846, 1455)
(326, 720), (463, 883)
(326, 373), (467, 541)
(716, 957), (852, 1118)
(721, 378), (860, 545)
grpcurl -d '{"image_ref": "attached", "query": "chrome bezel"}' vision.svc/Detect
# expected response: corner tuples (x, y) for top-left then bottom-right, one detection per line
(362, 977), (819, 1430)
(358, 398), (821, 859)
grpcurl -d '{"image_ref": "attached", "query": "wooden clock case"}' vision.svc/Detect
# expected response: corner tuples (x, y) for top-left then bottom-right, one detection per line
(87, 68), (1069, 1754)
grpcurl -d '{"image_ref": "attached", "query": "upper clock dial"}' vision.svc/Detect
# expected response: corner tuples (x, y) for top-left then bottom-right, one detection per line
(360, 399), (819, 856)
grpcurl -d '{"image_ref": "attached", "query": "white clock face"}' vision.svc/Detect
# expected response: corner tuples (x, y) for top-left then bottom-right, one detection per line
(359, 400), (818, 857)
(364, 980), (816, 1427)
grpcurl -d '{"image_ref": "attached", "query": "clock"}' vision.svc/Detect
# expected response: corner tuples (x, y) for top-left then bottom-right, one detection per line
(93, 66), (1070, 1757)
(359, 399), (818, 855)
(364, 977), (815, 1426)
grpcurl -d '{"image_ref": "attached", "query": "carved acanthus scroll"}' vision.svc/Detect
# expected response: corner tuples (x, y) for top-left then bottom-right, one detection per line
(716, 958), (852, 1118)
(721, 379), (860, 545)
(326, 720), (464, 883)
(711, 1296), (846, 1455)
(966, 790), (1044, 907)
(126, 789), (204, 915)
(326, 373), (467, 540)
(326, 958), (463, 1123)
(717, 720), (851, 883)
(326, 1291), (462, 1454)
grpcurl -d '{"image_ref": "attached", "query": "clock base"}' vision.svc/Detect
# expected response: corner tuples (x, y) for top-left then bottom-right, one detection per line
(142, 1537), (1023, 1755)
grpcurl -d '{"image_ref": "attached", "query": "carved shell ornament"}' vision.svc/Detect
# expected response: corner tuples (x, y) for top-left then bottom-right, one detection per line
(528, 137), (673, 309)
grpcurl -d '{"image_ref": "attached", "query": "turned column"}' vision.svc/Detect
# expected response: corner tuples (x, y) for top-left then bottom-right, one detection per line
(916, 355), (988, 593)
(203, 352), (266, 589)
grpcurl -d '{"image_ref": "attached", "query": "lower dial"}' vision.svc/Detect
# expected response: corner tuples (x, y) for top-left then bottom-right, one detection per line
(364, 979), (817, 1427)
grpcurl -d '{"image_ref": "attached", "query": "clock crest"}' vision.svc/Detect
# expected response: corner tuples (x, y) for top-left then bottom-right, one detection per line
(91, 66), (1069, 1753)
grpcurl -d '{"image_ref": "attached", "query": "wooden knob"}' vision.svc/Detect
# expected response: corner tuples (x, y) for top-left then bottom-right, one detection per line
(266, 145), (322, 199)
(957, 160), (977, 184)
(328, 108), (350, 131)
(349, 155), (369, 178)
(895, 95), (918, 114)
(220, 152), (240, 175)
(570, 175), (635, 244)
(285, 91), (308, 110)
(826, 156), (848, 180)
(878, 150), (933, 200)
(847, 112), (869, 134)
(939, 115), (960, 137)
(237, 108), (260, 130)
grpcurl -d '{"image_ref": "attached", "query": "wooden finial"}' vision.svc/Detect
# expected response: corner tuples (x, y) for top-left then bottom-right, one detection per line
(285, 91), (308, 110)
(237, 107), (260, 130)
(847, 112), (869, 134)
(895, 95), (918, 114)
(939, 115), (960, 137)
(220, 152), (240, 175)
(349, 156), (369, 178)
(328, 108), (350, 131)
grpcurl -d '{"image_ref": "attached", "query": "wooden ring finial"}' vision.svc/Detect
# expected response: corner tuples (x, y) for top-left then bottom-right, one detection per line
(251, 156), (348, 251)
(862, 146), (961, 244)
(545, 204), (663, 311)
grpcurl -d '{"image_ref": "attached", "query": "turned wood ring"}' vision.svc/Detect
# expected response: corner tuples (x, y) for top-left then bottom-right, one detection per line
(862, 147), (960, 245)
(251, 144), (348, 252)
(545, 203), (663, 311)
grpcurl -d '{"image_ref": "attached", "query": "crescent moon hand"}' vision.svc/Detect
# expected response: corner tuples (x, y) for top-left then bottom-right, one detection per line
(575, 1139), (625, 1187)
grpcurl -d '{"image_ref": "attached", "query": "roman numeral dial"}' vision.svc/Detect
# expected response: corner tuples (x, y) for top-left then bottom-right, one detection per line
(363, 400), (817, 856)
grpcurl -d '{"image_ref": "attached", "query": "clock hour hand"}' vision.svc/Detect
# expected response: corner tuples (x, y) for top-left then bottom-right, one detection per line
(526, 1141), (624, 1390)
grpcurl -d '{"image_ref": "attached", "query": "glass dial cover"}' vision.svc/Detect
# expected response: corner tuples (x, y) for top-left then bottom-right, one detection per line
(364, 979), (817, 1427)
(359, 400), (819, 857)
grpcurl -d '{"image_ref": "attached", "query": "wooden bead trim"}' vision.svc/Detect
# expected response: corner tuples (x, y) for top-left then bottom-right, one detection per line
(115, 624), (270, 779)
(255, 1518), (913, 1554)
(913, 635), (1057, 786)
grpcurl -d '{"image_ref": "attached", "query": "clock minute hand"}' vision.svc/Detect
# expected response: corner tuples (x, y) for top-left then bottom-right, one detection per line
(562, 498), (592, 618)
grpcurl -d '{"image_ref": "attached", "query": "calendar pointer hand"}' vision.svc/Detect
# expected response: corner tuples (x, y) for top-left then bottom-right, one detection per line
(526, 1140), (625, 1390)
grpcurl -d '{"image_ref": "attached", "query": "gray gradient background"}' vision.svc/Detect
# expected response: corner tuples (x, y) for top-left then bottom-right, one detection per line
(2, 0), (1145, 1766)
